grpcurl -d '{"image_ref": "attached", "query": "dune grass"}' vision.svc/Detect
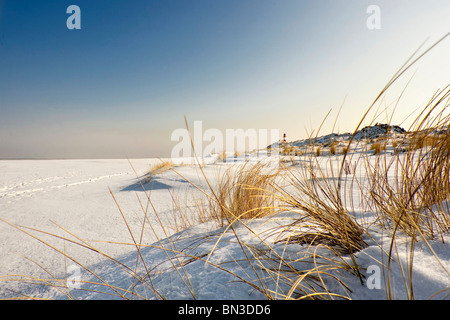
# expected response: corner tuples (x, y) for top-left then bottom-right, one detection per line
(143, 160), (175, 182)
(369, 141), (386, 155)
(204, 161), (279, 226)
(2, 34), (450, 300)
(366, 86), (450, 239)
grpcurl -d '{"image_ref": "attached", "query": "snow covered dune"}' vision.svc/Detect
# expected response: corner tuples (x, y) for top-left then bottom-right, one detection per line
(0, 150), (449, 300)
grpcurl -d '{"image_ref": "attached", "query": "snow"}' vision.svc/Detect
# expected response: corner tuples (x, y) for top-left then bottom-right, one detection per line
(0, 147), (449, 300)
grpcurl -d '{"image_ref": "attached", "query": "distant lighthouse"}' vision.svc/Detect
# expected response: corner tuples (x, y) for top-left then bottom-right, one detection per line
(282, 133), (287, 143)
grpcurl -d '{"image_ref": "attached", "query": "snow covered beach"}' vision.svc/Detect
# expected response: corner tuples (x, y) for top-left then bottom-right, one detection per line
(1, 131), (449, 300)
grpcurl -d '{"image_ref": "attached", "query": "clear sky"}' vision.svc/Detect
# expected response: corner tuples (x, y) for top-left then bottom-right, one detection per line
(0, 0), (449, 159)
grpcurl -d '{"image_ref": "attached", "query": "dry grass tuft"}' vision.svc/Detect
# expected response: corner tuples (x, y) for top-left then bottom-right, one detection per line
(218, 151), (227, 162)
(366, 86), (450, 238)
(202, 162), (280, 226)
(315, 146), (322, 157)
(276, 160), (367, 256)
(3, 34), (450, 301)
(369, 141), (386, 155)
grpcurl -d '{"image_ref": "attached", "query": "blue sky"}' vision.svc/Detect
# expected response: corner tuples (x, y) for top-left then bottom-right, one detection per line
(0, 0), (449, 158)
